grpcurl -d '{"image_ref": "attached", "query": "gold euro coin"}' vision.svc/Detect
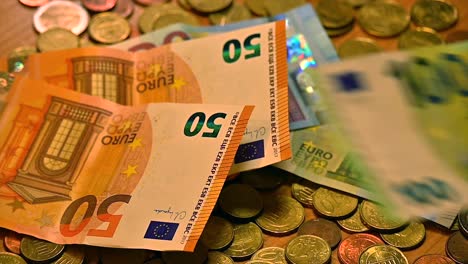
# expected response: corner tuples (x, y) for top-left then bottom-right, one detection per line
(0, 252), (27, 264)
(312, 187), (358, 218)
(357, 0), (410, 37)
(251, 247), (287, 264)
(88, 12), (131, 44)
(290, 180), (318, 207)
(411, 0), (458, 31)
(285, 235), (331, 264)
(337, 204), (370, 232)
(219, 184), (263, 219)
(360, 200), (408, 232)
(264, 0), (306, 16)
(139, 4), (198, 33)
(200, 216), (234, 250)
(36, 28), (79, 52)
(245, 0), (268, 16)
(210, 2), (252, 25)
(326, 22), (355, 37)
(338, 37), (381, 59)
(187, 0), (232, 13)
(223, 222), (263, 259)
(51, 245), (85, 264)
(256, 195), (304, 234)
(359, 245), (408, 264)
(398, 27), (445, 49)
(380, 220), (426, 249)
(161, 242), (208, 264)
(206, 251), (234, 264)
(20, 236), (65, 263)
(316, 0), (354, 29)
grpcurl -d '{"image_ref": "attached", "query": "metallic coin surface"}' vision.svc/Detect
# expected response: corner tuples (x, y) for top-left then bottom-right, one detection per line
(290, 180), (318, 207)
(338, 233), (385, 264)
(37, 28), (80, 52)
(359, 245), (408, 264)
(81, 0), (117, 12)
(446, 231), (468, 264)
(51, 245), (85, 264)
(112, 0), (134, 18)
(285, 235), (331, 264)
(206, 251), (234, 264)
(411, 0), (458, 31)
(33, 0), (89, 35)
(380, 220), (426, 249)
(245, 0), (268, 16)
(219, 184), (263, 219)
(177, 0), (192, 10)
(326, 22), (355, 37)
(251, 247), (287, 264)
(359, 200), (408, 231)
(337, 205), (370, 233)
(316, 0), (354, 29)
(223, 222), (263, 259)
(134, 0), (170, 6)
(240, 167), (284, 190)
(357, 0), (410, 37)
(413, 254), (455, 264)
(298, 218), (341, 248)
(0, 252), (27, 264)
(19, 0), (48, 7)
(200, 216), (234, 250)
(162, 242), (208, 264)
(458, 206), (468, 238)
(187, 0), (233, 13)
(88, 12), (131, 44)
(138, 4), (198, 33)
(256, 195), (304, 234)
(4, 231), (22, 255)
(246, 261), (275, 264)
(344, 0), (372, 7)
(338, 37), (381, 59)
(20, 237), (64, 262)
(312, 187), (358, 218)
(398, 27), (445, 49)
(264, 0), (306, 16)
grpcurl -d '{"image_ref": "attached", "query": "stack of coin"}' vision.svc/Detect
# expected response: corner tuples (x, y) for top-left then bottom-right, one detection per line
(316, 0), (355, 37)
(336, 0), (459, 59)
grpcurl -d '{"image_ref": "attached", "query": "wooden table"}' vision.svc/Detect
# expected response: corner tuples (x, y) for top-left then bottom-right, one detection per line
(0, 0), (466, 263)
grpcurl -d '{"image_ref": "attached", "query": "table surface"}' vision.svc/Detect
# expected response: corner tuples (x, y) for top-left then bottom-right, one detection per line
(0, 0), (466, 263)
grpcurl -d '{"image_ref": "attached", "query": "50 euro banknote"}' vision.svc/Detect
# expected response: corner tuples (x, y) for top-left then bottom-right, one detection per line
(114, 4), (339, 130)
(19, 21), (291, 174)
(0, 76), (253, 251)
(278, 41), (468, 227)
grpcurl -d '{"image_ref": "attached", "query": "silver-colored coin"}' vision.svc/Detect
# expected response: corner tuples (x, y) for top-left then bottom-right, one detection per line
(33, 0), (89, 35)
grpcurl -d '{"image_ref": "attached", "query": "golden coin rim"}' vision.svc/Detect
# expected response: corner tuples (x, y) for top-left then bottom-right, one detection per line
(88, 12), (131, 44)
(255, 195), (305, 233)
(312, 187), (358, 218)
(380, 221), (426, 249)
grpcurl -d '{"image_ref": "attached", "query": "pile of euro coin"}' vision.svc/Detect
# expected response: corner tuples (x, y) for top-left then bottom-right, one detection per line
(2, 0), (468, 264)
(1, 167), (467, 263)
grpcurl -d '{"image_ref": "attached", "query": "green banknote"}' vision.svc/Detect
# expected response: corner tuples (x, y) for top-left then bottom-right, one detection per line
(277, 41), (468, 227)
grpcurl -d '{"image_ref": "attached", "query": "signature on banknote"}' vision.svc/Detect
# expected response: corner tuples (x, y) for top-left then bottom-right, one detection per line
(154, 207), (187, 221)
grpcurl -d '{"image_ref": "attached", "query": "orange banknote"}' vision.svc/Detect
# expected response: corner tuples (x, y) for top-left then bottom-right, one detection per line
(0, 76), (253, 251)
(21, 21), (291, 174)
